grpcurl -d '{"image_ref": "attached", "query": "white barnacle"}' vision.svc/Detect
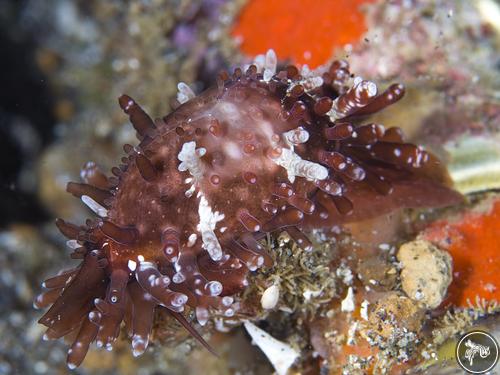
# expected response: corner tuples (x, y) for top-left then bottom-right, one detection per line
(282, 127), (310, 146)
(270, 147), (328, 183)
(261, 284), (280, 309)
(81, 195), (108, 217)
(197, 195), (225, 261)
(176, 82), (195, 104)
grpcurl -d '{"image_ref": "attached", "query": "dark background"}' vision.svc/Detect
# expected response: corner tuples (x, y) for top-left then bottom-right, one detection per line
(1, 1), (58, 227)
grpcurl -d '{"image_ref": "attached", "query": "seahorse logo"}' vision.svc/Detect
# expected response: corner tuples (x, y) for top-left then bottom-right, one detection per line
(456, 331), (499, 374)
(464, 339), (491, 366)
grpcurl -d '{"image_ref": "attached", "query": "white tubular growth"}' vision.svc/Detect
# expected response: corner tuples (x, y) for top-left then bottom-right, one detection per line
(178, 141), (206, 197)
(282, 127), (310, 146)
(197, 195), (225, 261)
(271, 148), (328, 183)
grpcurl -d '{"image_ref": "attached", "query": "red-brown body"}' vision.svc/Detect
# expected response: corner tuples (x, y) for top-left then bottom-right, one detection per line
(35, 52), (462, 368)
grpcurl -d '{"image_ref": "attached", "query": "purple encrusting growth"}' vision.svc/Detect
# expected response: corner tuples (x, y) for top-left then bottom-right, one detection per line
(35, 50), (461, 369)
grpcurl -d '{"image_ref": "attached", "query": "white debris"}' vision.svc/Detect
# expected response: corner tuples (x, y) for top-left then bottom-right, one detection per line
(341, 287), (355, 312)
(421, 350), (431, 360)
(484, 283), (497, 292)
(176, 82), (195, 104)
(81, 195), (108, 217)
(360, 300), (369, 321)
(282, 127), (309, 146)
(347, 321), (358, 345)
(271, 147), (328, 183)
(80, 161), (97, 182)
(244, 321), (299, 375)
(378, 243), (392, 251)
(261, 284), (280, 309)
(303, 289), (322, 301)
(66, 239), (79, 249)
(336, 263), (354, 285)
(197, 195), (225, 261)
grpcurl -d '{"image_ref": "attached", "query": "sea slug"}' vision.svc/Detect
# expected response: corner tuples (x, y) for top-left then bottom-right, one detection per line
(35, 50), (462, 369)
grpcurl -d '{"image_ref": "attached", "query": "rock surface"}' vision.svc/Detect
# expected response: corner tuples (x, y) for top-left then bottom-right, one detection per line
(397, 239), (453, 309)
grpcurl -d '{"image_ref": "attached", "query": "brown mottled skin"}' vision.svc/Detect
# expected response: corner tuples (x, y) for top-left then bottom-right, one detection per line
(35, 58), (462, 368)
(111, 85), (293, 262)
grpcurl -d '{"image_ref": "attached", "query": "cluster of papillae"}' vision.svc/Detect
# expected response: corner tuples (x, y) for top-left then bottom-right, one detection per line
(35, 50), (461, 369)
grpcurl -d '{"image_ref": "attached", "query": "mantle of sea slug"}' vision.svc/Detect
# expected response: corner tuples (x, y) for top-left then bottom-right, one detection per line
(106, 83), (319, 266)
(36, 49), (466, 370)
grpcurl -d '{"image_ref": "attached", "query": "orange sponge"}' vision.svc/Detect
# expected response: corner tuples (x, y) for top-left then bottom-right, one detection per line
(424, 199), (500, 307)
(232, 0), (373, 68)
